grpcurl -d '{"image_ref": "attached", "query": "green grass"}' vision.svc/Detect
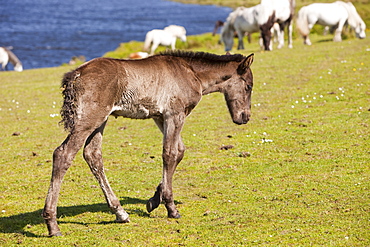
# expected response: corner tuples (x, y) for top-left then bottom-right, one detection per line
(1, 5), (370, 247)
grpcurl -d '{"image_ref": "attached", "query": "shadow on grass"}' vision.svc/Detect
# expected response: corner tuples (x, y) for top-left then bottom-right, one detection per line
(0, 196), (153, 237)
(317, 38), (335, 43)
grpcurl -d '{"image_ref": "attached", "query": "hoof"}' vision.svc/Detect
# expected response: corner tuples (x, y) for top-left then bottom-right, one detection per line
(168, 213), (181, 219)
(115, 217), (130, 223)
(115, 211), (130, 223)
(146, 197), (160, 213)
(49, 231), (63, 237)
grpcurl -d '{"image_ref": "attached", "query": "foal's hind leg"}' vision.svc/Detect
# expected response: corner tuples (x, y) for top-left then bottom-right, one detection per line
(83, 121), (130, 223)
(43, 131), (91, 236)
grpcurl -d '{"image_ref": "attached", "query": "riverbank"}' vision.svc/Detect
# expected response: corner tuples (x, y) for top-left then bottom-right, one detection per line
(1, 0), (230, 70)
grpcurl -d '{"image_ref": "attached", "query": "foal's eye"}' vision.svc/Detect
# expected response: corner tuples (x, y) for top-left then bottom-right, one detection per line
(246, 85), (252, 91)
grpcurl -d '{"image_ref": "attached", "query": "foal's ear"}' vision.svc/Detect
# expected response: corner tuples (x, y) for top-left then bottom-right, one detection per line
(237, 53), (254, 75)
(244, 53), (254, 67)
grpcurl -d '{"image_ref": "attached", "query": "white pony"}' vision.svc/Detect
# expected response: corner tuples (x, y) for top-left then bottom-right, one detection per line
(221, 6), (261, 51)
(221, 0), (295, 51)
(258, 0), (295, 50)
(144, 25), (187, 55)
(296, 1), (366, 45)
(0, 47), (23, 72)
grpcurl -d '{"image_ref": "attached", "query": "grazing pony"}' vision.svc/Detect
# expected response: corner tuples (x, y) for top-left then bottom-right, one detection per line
(258, 0), (295, 51)
(144, 25), (187, 55)
(42, 51), (254, 236)
(221, 6), (261, 51)
(296, 1), (366, 45)
(0, 47), (23, 72)
(221, 0), (294, 51)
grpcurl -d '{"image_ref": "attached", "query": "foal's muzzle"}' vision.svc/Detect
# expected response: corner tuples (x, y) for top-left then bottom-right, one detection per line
(233, 112), (250, 125)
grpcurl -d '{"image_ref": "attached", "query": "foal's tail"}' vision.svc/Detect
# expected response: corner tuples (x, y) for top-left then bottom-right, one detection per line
(60, 70), (81, 131)
(296, 7), (310, 37)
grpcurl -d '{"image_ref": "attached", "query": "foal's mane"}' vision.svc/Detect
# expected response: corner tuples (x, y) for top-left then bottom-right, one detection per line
(159, 50), (245, 63)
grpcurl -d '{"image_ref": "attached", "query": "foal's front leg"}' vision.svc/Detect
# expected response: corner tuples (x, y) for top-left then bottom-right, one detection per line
(83, 122), (130, 223)
(147, 115), (185, 218)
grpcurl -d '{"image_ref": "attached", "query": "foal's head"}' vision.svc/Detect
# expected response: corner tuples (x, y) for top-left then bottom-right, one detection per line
(223, 53), (254, 125)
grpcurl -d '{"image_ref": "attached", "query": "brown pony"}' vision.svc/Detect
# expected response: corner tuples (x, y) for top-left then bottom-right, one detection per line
(43, 51), (254, 236)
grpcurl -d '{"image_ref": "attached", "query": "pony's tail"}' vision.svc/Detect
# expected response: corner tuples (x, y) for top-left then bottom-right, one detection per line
(296, 7), (310, 37)
(60, 70), (81, 131)
(143, 31), (152, 52)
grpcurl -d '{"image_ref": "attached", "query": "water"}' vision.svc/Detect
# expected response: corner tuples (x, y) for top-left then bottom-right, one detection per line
(0, 0), (231, 70)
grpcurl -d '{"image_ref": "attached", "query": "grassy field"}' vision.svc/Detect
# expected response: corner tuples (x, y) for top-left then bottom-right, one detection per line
(1, 2), (369, 246)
